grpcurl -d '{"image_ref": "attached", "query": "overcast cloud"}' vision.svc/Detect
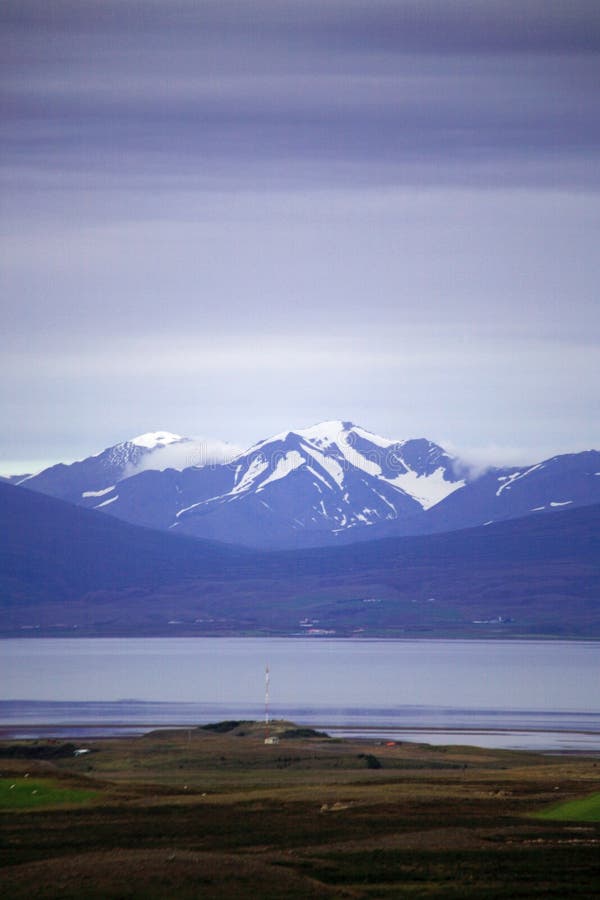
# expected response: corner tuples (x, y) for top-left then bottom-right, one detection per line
(1, 1), (599, 472)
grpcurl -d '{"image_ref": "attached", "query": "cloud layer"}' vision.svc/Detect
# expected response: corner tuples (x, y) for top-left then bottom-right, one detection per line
(1, 1), (599, 470)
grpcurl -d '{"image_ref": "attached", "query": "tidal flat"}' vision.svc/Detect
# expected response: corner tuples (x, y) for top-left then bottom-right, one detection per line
(1, 721), (599, 898)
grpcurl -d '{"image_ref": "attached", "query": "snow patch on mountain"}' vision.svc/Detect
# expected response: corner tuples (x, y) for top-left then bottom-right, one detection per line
(337, 431), (382, 478)
(295, 420), (350, 448)
(175, 499), (205, 518)
(82, 486), (115, 498)
(307, 466), (331, 491)
(303, 443), (345, 489)
(386, 467), (465, 510)
(371, 488), (399, 514)
(258, 450), (305, 491)
(95, 494), (119, 509)
(496, 463), (544, 496)
(351, 425), (396, 449)
(231, 455), (270, 495)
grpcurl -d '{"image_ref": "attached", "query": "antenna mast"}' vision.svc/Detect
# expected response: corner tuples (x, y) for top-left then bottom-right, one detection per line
(265, 663), (270, 740)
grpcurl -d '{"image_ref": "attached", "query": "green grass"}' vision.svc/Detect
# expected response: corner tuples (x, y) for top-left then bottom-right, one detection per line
(0, 777), (98, 809)
(535, 791), (600, 822)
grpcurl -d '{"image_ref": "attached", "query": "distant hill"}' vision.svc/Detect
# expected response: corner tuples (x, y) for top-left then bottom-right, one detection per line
(1, 481), (599, 637)
(0, 481), (252, 603)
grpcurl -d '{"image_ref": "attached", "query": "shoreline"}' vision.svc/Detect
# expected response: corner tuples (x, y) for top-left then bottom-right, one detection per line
(3, 632), (600, 641)
(2, 722), (600, 753)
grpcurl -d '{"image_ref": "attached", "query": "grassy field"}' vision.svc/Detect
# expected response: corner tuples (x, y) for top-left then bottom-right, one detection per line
(1, 721), (599, 897)
(535, 791), (600, 822)
(0, 776), (98, 810)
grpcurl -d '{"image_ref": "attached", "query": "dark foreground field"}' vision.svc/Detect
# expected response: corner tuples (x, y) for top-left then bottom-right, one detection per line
(1, 721), (599, 898)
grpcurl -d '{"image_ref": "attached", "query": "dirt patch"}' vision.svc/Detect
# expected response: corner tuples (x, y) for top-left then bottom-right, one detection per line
(0, 848), (350, 899)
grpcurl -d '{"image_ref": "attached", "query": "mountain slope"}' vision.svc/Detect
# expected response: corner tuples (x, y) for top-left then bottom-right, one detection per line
(420, 450), (600, 534)
(348, 450), (600, 543)
(2, 481), (599, 637)
(19, 432), (186, 505)
(0, 480), (250, 605)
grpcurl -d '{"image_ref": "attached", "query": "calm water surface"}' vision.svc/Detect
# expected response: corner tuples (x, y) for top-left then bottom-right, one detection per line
(1, 638), (598, 751)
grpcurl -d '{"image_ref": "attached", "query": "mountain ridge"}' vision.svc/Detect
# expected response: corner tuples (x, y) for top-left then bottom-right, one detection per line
(15, 421), (600, 550)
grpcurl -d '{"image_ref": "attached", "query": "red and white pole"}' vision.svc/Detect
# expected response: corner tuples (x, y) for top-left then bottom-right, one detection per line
(265, 663), (270, 740)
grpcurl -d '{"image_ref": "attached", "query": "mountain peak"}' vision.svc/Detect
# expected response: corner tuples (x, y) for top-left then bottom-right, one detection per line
(295, 420), (354, 447)
(129, 431), (183, 449)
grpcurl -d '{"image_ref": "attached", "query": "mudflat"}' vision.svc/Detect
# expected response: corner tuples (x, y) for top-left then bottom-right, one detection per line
(1, 721), (599, 898)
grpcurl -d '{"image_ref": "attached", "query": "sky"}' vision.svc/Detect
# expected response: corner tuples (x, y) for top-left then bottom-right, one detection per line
(2, 0), (599, 474)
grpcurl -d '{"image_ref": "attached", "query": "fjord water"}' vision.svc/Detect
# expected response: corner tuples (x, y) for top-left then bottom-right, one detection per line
(1, 638), (599, 751)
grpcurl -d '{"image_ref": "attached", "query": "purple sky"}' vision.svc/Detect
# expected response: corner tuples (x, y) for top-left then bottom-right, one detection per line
(2, 1), (599, 473)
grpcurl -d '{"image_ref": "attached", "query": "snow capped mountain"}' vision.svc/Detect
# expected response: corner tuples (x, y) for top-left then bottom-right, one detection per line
(171, 424), (428, 543)
(170, 422), (463, 545)
(19, 432), (190, 505)
(247, 421), (462, 508)
(15, 422), (600, 550)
